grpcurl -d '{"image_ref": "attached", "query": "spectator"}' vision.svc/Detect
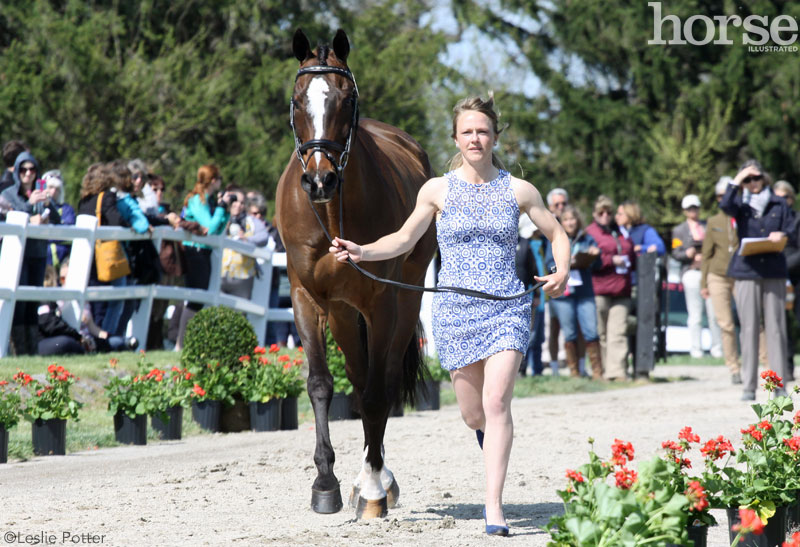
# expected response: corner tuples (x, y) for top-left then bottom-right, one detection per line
(519, 215), (546, 376)
(176, 164), (233, 349)
(616, 200), (666, 257)
(221, 185), (269, 300)
(585, 195), (635, 381)
(37, 265), (84, 356)
(546, 205), (603, 378)
(544, 188), (569, 374)
(671, 194), (723, 359)
(128, 158), (159, 216)
(720, 160), (793, 400)
(42, 170), (76, 270)
(515, 216), (539, 376)
(546, 188), (569, 219)
(0, 140), (26, 194)
(1, 151), (60, 355)
(701, 177), (743, 384)
(774, 179), (798, 383)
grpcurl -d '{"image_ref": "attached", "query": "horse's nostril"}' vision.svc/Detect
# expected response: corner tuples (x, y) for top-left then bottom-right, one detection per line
(301, 173), (314, 190)
(323, 171), (339, 189)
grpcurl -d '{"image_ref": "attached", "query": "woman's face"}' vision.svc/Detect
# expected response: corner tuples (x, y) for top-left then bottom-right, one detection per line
(615, 205), (630, 227)
(561, 212), (578, 235)
(46, 183), (62, 202)
(742, 172), (765, 194)
(593, 208), (612, 227)
(229, 192), (245, 216)
(19, 162), (36, 189)
(454, 111), (496, 165)
(775, 189), (794, 208)
(209, 176), (222, 194)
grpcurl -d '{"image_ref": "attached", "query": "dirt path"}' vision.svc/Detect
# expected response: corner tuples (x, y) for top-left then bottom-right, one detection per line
(0, 364), (775, 546)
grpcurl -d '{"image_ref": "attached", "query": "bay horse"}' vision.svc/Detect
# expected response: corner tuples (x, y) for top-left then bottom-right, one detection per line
(275, 29), (437, 518)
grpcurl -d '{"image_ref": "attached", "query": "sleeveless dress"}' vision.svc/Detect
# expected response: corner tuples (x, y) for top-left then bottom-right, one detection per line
(433, 169), (532, 370)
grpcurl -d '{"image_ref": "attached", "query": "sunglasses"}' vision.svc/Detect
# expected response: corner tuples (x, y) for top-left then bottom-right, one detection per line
(596, 210), (612, 216)
(742, 175), (763, 184)
(20, 166), (35, 174)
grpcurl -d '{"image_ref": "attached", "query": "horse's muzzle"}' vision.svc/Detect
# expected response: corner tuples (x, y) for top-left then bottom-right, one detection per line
(301, 170), (340, 203)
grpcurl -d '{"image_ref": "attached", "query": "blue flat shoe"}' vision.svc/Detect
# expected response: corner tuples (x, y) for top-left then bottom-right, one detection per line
(483, 507), (509, 537)
(476, 429), (484, 450)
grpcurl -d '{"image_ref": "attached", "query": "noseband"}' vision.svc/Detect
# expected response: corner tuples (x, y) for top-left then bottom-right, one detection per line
(290, 65), (359, 182)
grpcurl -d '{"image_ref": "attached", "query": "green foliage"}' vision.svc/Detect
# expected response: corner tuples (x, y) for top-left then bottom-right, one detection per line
(15, 365), (82, 421)
(104, 373), (159, 419)
(425, 357), (451, 383)
(181, 305), (258, 371)
(326, 326), (352, 395)
(0, 381), (22, 429)
(188, 362), (237, 406)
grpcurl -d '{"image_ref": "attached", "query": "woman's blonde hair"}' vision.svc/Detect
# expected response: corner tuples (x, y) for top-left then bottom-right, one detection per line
(620, 200), (644, 226)
(560, 204), (584, 233)
(593, 195), (615, 215)
(448, 95), (506, 171)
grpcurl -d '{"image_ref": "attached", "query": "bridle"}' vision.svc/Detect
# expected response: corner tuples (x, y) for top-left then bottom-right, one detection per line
(290, 64), (359, 183)
(289, 64), (548, 301)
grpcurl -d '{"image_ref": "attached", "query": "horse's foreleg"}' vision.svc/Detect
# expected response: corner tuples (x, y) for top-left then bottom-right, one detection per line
(293, 288), (342, 514)
(350, 445), (400, 510)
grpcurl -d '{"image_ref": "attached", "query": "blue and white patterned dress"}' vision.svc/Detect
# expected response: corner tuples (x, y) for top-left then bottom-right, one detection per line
(433, 169), (532, 370)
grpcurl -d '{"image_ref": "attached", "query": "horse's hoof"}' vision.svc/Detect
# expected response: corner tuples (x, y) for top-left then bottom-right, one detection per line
(349, 485), (360, 509)
(386, 478), (400, 508)
(355, 496), (388, 519)
(311, 487), (343, 514)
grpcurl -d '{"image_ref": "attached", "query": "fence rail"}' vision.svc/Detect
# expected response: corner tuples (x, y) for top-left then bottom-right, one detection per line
(0, 211), (294, 358)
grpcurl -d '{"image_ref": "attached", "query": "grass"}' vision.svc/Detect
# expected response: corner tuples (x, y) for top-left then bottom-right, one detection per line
(1, 350), (697, 461)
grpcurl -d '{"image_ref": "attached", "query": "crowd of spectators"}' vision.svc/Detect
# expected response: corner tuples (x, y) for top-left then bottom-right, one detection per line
(0, 140), (294, 357)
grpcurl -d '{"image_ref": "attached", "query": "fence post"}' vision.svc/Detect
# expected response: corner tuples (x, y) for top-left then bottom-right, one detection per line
(248, 253), (273, 347)
(60, 214), (97, 330)
(0, 212), (28, 358)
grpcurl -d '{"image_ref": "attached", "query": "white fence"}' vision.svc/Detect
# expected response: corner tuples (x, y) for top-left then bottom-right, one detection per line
(0, 211), (294, 358)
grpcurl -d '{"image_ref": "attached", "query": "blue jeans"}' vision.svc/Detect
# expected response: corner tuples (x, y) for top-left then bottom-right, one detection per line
(101, 275), (128, 335)
(525, 307), (545, 375)
(550, 295), (598, 343)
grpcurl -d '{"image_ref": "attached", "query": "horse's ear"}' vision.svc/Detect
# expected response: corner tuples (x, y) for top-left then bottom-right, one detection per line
(293, 28), (313, 62)
(332, 29), (350, 64)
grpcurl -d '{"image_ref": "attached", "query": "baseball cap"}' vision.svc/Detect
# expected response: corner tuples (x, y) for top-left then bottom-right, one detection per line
(681, 194), (701, 209)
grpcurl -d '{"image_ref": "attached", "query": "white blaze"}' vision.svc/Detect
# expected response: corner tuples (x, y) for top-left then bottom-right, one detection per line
(306, 77), (330, 171)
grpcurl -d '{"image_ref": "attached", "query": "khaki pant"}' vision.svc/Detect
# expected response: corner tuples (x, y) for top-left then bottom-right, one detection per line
(595, 295), (631, 380)
(707, 272), (740, 374)
(734, 278), (788, 393)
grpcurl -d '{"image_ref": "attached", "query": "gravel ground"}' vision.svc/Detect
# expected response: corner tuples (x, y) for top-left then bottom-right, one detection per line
(0, 364), (788, 546)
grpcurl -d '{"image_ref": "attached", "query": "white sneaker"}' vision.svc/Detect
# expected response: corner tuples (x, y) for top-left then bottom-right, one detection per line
(710, 347), (723, 359)
(690, 351), (703, 359)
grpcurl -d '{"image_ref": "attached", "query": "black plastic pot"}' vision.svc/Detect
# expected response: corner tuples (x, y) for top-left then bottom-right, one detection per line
(192, 400), (222, 432)
(727, 505), (787, 547)
(221, 395), (250, 433)
(0, 424), (8, 463)
(151, 406), (183, 440)
(249, 399), (282, 432)
(415, 379), (441, 411)
(788, 490), (800, 533)
(280, 397), (299, 430)
(329, 392), (356, 421)
(114, 412), (147, 445)
(32, 418), (66, 456)
(666, 523), (708, 547)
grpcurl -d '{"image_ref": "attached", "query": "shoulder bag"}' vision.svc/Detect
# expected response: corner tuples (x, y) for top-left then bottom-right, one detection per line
(94, 191), (131, 282)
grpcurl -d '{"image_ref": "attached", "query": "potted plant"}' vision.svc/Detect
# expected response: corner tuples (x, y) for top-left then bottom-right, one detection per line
(415, 356), (449, 412)
(188, 362), (236, 432)
(548, 438), (693, 546)
(181, 305), (258, 432)
(105, 367), (161, 445)
(0, 379), (22, 463)
(703, 372), (797, 546)
(15, 365), (82, 456)
(326, 327), (356, 420)
(239, 346), (283, 432)
(150, 366), (194, 441)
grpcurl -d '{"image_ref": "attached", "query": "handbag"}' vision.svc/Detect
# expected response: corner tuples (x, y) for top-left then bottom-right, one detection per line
(94, 191), (131, 282)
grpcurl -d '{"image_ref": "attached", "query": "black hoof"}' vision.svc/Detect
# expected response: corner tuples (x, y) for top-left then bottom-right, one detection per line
(311, 487), (343, 514)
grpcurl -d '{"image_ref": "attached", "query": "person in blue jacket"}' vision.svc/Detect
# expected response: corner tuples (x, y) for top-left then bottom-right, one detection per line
(720, 159), (794, 401)
(176, 164), (234, 348)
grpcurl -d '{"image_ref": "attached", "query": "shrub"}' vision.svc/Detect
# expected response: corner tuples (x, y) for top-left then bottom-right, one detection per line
(181, 306), (258, 371)
(326, 327), (352, 395)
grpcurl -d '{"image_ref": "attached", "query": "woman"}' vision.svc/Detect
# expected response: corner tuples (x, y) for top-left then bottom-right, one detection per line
(176, 164), (233, 349)
(221, 185), (269, 300)
(545, 205), (602, 379)
(1, 151), (60, 354)
(585, 195), (636, 381)
(720, 160), (793, 400)
(615, 200), (665, 257)
(42, 170), (76, 271)
(775, 180), (798, 382)
(330, 96), (569, 535)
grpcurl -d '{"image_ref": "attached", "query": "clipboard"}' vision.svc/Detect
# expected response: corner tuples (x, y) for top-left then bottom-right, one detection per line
(572, 251), (598, 269)
(738, 236), (787, 256)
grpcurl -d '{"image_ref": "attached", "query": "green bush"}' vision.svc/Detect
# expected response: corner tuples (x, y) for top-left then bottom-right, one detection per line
(326, 326), (352, 395)
(181, 306), (258, 371)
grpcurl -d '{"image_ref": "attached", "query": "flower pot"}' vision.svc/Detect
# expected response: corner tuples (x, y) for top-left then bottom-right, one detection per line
(32, 418), (66, 456)
(666, 522), (708, 547)
(249, 399), (282, 432)
(221, 394), (250, 433)
(415, 379), (440, 411)
(280, 397), (299, 430)
(329, 392), (356, 421)
(0, 424), (8, 464)
(151, 406), (183, 441)
(114, 412), (147, 445)
(192, 400), (222, 432)
(788, 490), (800, 533)
(727, 505), (788, 547)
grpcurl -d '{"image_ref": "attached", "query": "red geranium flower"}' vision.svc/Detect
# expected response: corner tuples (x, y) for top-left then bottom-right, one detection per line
(269, 344), (280, 353)
(192, 384), (206, 397)
(254, 346), (267, 355)
(610, 439), (635, 466)
(614, 467), (637, 489)
(783, 436), (800, 453)
(760, 370), (784, 390)
(732, 508), (764, 535)
(741, 424), (763, 442)
(783, 531), (800, 547)
(277, 355), (291, 363)
(565, 469), (584, 483)
(758, 420), (772, 431)
(685, 480), (708, 512)
(678, 426), (700, 443)
(700, 435), (735, 460)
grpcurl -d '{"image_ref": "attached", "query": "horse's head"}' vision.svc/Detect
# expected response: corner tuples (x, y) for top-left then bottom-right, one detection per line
(290, 29), (359, 204)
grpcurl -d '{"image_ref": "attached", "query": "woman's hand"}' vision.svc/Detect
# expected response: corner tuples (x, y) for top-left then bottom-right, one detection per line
(733, 165), (762, 185)
(768, 231), (785, 243)
(329, 236), (363, 263)
(534, 269), (568, 298)
(588, 246), (600, 255)
(612, 255), (626, 266)
(28, 189), (48, 204)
